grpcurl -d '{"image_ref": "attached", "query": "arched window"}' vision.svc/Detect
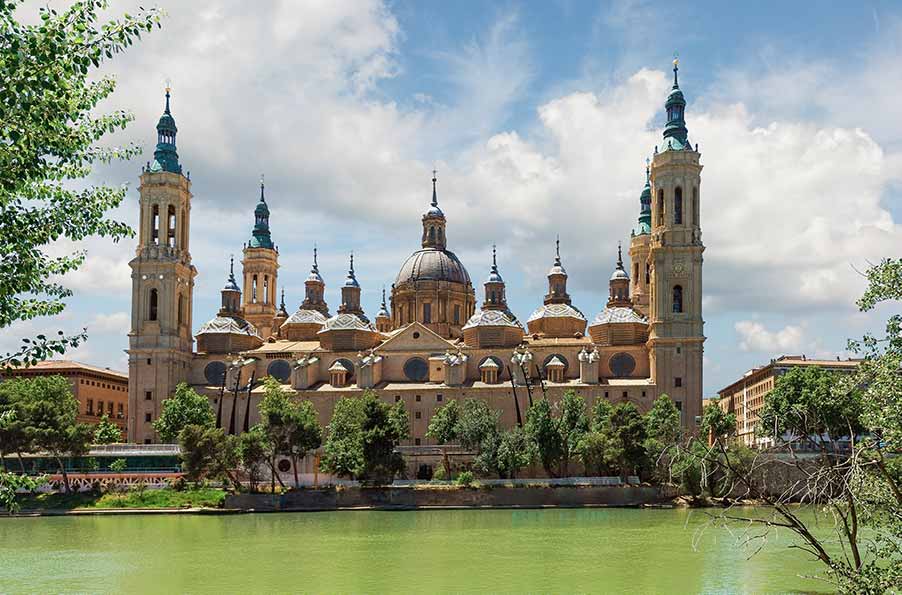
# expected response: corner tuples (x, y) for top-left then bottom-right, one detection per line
(263, 276), (269, 305)
(423, 303), (432, 324)
(149, 289), (158, 321)
(645, 263), (650, 285)
(674, 187), (683, 225)
(429, 227), (436, 243)
(151, 205), (160, 245)
(672, 285), (683, 313)
(252, 275), (258, 304)
(177, 294), (184, 326)
(657, 189), (664, 226)
(167, 205), (176, 247)
(180, 208), (187, 248)
(633, 262), (639, 283)
(692, 187), (699, 227)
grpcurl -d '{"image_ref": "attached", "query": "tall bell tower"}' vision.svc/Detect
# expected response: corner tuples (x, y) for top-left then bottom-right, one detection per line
(648, 58), (705, 430)
(241, 176), (279, 339)
(127, 87), (196, 443)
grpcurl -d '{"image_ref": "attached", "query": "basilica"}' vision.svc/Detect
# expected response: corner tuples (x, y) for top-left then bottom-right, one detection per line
(127, 61), (705, 470)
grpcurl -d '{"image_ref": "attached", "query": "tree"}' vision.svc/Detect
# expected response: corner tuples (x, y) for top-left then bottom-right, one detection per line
(257, 378), (295, 494)
(178, 425), (238, 488)
(321, 392), (408, 484)
(286, 400), (322, 488)
(644, 395), (682, 481)
(590, 397), (613, 432)
(109, 458), (127, 474)
(603, 402), (648, 482)
(456, 399), (500, 451)
(92, 415), (121, 445)
(557, 391), (588, 477)
(0, 471), (46, 513)
(675, 258), (902, 593)
(14, 376), (92, 493)
(0, 1), (162, 368)
(426, 399), (461, 479)
(493, 428), (534, 479)
(525, 399), (563, 477)
(153, 383), (216, 443)
(699, 400), (736, 442)
(237, 428), (268, 493)
(576, 431), (610, 477)
(0, 396), (30, 472)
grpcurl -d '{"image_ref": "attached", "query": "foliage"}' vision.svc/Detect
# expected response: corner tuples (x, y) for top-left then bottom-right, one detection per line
(11, 376), (92, 492)
(644, 395), (682, 481)
(431, 464), (447, 481)
(426, 399), (460, 479)
(601, 402), (648, 481)
(178, 425), (236, 487)
(0, 394), (30, 470)
(590, 397), (613, 432)
(0, 1), (162, 367)
(699, 400), (736, 441)
(456, 399), (500, 451)
(524, 399), (563, 477)
(557, 391), (589, 477)
(92, 414), (121, 445)
(493, 427), (535, 479)
(575, 431), (610, 477)
(108, 458), (127, 473)
(0, 471), (46, 513)
(456, 470), (475, 487)
(758, 366), (862, 444)
(14, 487), (226, 511)
(236, 427), (268, 492)
(321, 391), (407, 484)
(257, 378), (322, 488)
(153, 383), (215, 443)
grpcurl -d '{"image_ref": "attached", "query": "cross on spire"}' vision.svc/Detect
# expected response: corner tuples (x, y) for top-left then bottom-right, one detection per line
(554, 235), (561, 266)
(259, 174), (265, 202)
(492, 243), (498, 271)
(617, 241), (624, 270)
(672, 52), (679, 87)
(431, 169), (438, 207)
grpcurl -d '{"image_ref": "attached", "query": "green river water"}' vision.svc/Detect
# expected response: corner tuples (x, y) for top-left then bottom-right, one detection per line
(0, 508), (832, 594)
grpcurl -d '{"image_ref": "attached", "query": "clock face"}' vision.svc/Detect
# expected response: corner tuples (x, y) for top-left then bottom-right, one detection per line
(674, 263), (684, 274)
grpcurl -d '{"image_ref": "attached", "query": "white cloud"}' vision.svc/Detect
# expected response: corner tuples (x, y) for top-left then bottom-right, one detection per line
(735, 321), (805, 353)
(88, 312), (130, 335)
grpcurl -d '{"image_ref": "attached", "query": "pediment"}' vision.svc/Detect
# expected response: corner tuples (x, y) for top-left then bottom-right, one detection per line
(375, 322), (455, 353)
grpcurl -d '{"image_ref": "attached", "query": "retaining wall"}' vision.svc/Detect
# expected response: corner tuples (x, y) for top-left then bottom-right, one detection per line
(225, 484), (662, 512)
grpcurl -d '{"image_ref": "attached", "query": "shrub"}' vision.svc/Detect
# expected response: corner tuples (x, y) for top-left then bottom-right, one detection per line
(109, 458), (127, 473)
(431, 465), (447, 481)
(456, 470), (475, 487)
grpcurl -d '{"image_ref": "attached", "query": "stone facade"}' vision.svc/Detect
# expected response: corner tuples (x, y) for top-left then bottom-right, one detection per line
(129, 62), (706, 450)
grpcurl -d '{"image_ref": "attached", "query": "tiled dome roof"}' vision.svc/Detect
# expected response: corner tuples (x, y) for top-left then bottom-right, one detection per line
(281, 309), (328, 327)
(318, 312), (375, 333)
(197, 315), (260, 338)
(527, 303), (586, 323)
(462, 308), (521, 330)
(590, 307), (647, 326)
(396, 248), (471, 286)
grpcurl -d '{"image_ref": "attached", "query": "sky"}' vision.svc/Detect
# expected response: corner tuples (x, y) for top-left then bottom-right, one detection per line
(6, 0), (902, 397)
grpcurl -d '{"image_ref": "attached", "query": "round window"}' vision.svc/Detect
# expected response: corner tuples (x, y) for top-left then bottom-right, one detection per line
(403, 357), (429, 382)
(277, 459), (291, 473)
(204, 361), (227, 385)
(609, 352), (637, 377)
(412, 331), (421, 339)
(267, 359), (291, 383)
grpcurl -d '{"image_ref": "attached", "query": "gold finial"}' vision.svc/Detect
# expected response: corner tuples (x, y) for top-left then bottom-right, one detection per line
(673, 52), (679, 68)
(165, 77), (171, 93)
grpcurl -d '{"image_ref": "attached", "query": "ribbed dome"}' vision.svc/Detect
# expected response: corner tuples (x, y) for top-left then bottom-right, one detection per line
(395, 248), (471, 286)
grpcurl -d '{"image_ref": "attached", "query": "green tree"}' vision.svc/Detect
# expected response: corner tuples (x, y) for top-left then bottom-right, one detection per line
(321, 392), (408, 484)
(178, 425), (237, 488)
(699, 400), (736, 442)
(92, 415), (121, 445)
(525, 399), (563, 477)
(237, 428), (268, 493)
(426, 399), (461, 479)
(108, 458), (127, 474)
(0, 397), (30, 472)
(557, 391), (588, 477)
(13, 376), (92, 492)
(590, 397), (613, 432)
(0, 1), (162, 368)
(576, 431), (610, 477)
(603, 402), (648, 482)
(257, 378), (295, 494)
(153, 383), (215, 443)
(286, 400), (322, 488)
(493, 427), (534, 479)
(644, 395), (682, 482)
(456, 399), (499, 451)
(0, 471), (46, 513)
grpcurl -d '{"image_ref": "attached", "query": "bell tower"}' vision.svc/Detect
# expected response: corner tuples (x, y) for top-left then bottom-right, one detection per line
(241, 176), (279, 339)
(648, 58), (705, 430)
(128, 86), (196, 443)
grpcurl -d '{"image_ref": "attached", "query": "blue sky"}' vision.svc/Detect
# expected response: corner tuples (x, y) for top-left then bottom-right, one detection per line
(7, 0), (901, 396)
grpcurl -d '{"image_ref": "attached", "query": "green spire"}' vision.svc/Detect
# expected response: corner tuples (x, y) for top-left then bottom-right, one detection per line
(637, 159), (652, 234)
(662, 56), (690, 150)
(249, 174), (274, 249)
(150, 84), (181, 174)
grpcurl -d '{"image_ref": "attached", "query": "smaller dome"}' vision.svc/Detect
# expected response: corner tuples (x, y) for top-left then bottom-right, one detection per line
(307, 270), (324, 283)
(610, 267), (629, 282)
(319, 312), (375, 333)
(377, 303), (390, 319)
(425, 205), (444, 218)
(590, 307), (647, 326)
(527, 303), (586, 323)
(462, 308), (521, 331)
(548, 263), (567, 277)
(197, 315), (261, 338)
(486, 270), (504, 284)
(281, 309), (328, 327)
(223, 277), (240, 292)
(255, 200), (269, 216)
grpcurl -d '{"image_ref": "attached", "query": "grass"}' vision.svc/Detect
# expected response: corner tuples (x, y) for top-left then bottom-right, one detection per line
(15, 487), (227, 511)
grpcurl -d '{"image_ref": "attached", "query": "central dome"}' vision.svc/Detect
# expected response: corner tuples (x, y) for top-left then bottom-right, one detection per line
(395, 248), (471, 286)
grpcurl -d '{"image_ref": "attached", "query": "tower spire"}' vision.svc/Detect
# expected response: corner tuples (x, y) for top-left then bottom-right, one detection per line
(151, 84), (181, 174)
(431, 169), (438, 207)
(617, 241), (624, 270)
(312, 244), (319, 272)
(672, 54), (679, 88)
(260, 174), (265, 202)
(491, 243), (498, 273)
(662, 54), (690, 150)
(554, 235), (561, 266)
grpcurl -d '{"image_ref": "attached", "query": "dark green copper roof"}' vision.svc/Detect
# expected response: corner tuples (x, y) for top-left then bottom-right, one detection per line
(249, 178), (274, 249)
(637, 163), (652, 235)
(662, 59), (691, 151)
(150, 88), (181, 174)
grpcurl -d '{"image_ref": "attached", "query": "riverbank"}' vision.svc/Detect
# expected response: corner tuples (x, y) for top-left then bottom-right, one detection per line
(7, 488), (227, 514)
